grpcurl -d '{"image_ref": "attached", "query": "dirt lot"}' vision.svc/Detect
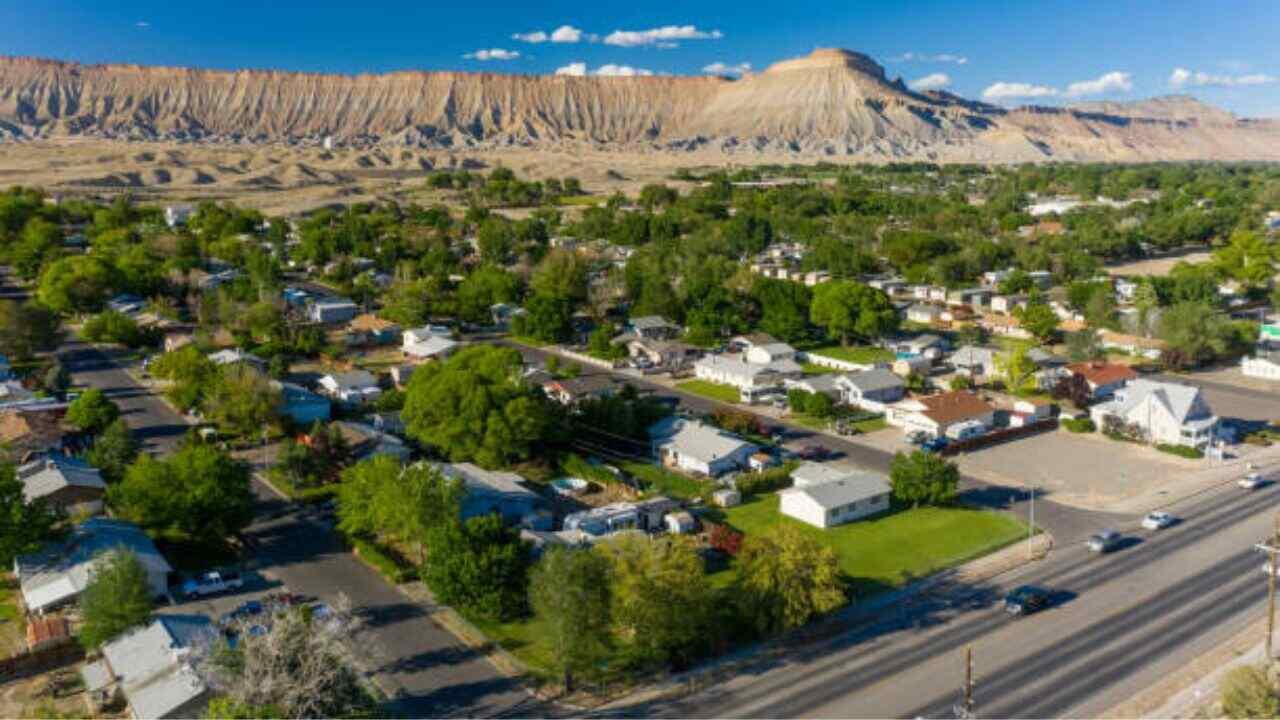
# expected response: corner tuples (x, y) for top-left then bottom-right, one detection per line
(1104, 252), (1212, 277)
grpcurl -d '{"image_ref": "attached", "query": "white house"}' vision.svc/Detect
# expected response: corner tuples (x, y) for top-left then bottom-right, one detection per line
(648, 416), (757, 477)
(990, 295), (1029, 315)
(693, 352), (803, 402)
(835, 369), (906, 410)
(885, 390), (997, 439)
(81, 615), (211, 719)
(745, 342), (797, 365)
(308, 298), (359, 325)
(906, 303), (942, 324)
(402, 333), (458, 361)
(1089, 379), (1219, 449)
(950, 346), (997, 378)
(779, 469), (892, 528)
(318, 370), (382, 406)
(15, 518), (172, 614)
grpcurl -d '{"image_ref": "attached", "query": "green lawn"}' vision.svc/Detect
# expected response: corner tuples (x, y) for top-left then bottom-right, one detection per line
(721, 494), (1029, 596)
(675, 379), (742, 403)
(807, 345), (895, 365)
(556, 195), (605, 207)
(619, 460), (713, 501)
(466, 613), (564, 682)
(848, 416), (889, 433)
(0, 576), (23, 656)
(801, 362), (840, 376)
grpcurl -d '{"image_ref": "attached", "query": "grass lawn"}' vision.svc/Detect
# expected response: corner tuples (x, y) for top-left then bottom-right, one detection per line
(848, 416), (889, 433)
(675, 379), (741, 404)
(802, 362), (840, 376)
(808, 345), (895, 365)
(466, 613), (563, 682)
(789, 413), (832, 431)
(0, 576), (24, 657)
(556, 195), (605, 207)
(721, 494), (1028, 596)
(619, 460), (713, 501)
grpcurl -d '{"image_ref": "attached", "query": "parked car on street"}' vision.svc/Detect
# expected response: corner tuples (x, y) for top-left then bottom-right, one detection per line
(798, 445), (830, 460)
(1239, 472), (1267, 490)
(1004, 585), (1050, 616)
(921, 436), (949, 454)
(1141, 511), (1175, 530)
(1087, 530), (1122, 553)
(181, 570), (244, 598)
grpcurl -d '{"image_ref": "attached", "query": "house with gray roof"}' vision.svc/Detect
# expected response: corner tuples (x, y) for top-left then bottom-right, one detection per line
(835, 369), (906, 409)
(950, 345), (998, 378)
(82, 614), (212, 719)
(435, 462), (543, 527)
(318, 370), (382, 406)
(1089, 378), (1219, 449)
(15, 518), (172, 614)
(783, 374), (843, 401)
(648, 416), (758, 477)
(780, 468), (891, 528)
(693, 352), (803, 402)
(627, 315), (681, 340)
(18, 454), (106, 515)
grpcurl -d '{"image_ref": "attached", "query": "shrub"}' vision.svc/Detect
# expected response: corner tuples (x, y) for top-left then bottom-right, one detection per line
(1061, 418), (1095, 433)
(735, 463), (795, 496)
(1155, 443), (1204, 459)
(706, 522), (744, 557)
(348, 534), (417, 583)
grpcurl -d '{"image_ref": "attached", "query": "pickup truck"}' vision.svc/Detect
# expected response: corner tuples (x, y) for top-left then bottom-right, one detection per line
(181, 571), (244, 598)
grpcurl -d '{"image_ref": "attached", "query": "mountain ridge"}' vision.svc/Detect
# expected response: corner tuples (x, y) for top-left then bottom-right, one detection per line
(1, 49), (1277, 162)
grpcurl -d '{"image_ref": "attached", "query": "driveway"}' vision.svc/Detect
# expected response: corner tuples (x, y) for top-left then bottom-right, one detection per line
(62, 339), (538, 718)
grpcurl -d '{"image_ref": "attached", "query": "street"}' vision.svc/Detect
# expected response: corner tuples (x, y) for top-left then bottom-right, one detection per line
(58, 340), (536, 718)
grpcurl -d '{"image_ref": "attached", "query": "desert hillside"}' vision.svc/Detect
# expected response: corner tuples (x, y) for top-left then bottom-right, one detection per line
(2, 48), (1278, 163)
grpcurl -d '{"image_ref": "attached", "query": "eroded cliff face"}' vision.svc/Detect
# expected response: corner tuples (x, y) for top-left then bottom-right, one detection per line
(1, 49), (1278, 162)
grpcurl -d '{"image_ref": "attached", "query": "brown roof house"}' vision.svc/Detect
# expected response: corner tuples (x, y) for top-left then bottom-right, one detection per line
(0, 407), (66, 463)
(886, 390), (997, 439)
(1067, 361), (1138, 400)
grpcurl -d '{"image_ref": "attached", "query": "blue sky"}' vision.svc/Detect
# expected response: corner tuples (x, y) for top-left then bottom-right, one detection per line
(4, 0), (1279, 116)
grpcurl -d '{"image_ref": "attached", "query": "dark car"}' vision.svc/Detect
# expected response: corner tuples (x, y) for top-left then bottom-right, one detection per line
(921, 436), (949, 453)
(221, 600), (264, 626)
(799, 445), (830, 460)
(1004, 585), (1050, 616)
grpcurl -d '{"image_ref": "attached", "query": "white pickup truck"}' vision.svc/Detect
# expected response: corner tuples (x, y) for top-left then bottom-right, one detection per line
(181, 571), (244, 598)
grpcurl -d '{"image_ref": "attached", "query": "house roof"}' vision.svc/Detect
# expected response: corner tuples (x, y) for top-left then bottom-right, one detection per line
(324, 370), (378, 391)
(97, 615), (212, 720)
(918, 391), (996, 425)
(782, 471), (891, 509)
(18, 454), (106, 503)
(546, 373), (623, 397)
(630, 315), (676, 331)
(1068, 361), (1138, 387)
(839, 368), (904, 393)
(16, 518), (171, 613)
(754, 342), (796, 357)
(1109, 379), (1212, 424)
(0, 408), (63, 449)
(348, 313), (399, 332)
(791, 461), (859, 487)
(951, 346), (996, 367)
(696, 354), (802, 381)
(207, 349), (263, 366)
(648, 417), (756, 464)
(0, 381), (36, 404)
(436, 462), (537, 500)
(788, 374), (842, 394)
(273, 381), (328, 406)
(403, 335), (459, 358)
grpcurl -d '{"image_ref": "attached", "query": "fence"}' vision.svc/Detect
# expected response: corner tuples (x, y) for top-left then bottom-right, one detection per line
(0, 642), (84, 685)
(550, 346), (622, 370)
(798, 351), (888, 373)
(940, 418), (1058, 455)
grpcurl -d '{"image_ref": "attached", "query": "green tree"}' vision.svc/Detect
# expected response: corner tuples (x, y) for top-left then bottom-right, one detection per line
(455, 266), (520, 324)
(421, 515), (531, 620)
(889, 450), (960, 507)
(0, 301), (61, 361)
(110, 445), (254, 544)
(204, 365), (281, 437)
(994, 345), (1037, 394)
(1132, 281), (1160, 337)
(79, 549), (153, 649)
(530, 249), (589, 303)
(82, 310), (144, 347)
(11, 218), (63, 281)
(1221, 665), (1280, 719)
(150, 346), (218, 411)
(66, 388), (120, 435)
(1158, 301), (1235, 369)
(1015, 301), (1059, 343)
(0, 463), (57, 566)
(402, 345), (554, 468)
(597, 534), (715, 668)
(1213, 230), (1277, 287)
(338, 457), (461, 565)
(36, 255), (118, 315)
(511, 293), (573, 344)
(810, 281), (898, 346)
(1065, 329), (1102, 362)
(85, 418), (140, 484)
(529, 547), (612, 691)
(735, 525), (845, 636)
(750, 278), (812, 343)
(204, 698), (285, 719)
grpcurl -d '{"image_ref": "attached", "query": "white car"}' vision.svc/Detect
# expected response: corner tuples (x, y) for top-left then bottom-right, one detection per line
(1263, 561), (1279, 577)
(1239, 473), (1266, 490)
(1141, 511), (1175, 530)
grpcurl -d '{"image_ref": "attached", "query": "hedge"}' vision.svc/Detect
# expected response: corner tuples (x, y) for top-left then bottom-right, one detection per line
(1155, 443), (1204, 460)
(348, 534), (418, 583)
(1061, 418), (1096, 433)
(735, 462), (796, 496)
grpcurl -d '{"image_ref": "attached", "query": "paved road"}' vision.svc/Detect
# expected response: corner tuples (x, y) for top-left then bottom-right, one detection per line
(508, 343), (1120, 543)
(605, 471), (1280, 718)
(1155, 372), (1280, 424)
(61, 340), (535, 718)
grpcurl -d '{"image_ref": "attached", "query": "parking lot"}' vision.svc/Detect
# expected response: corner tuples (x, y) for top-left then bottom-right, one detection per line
(160, 567), (305, 628)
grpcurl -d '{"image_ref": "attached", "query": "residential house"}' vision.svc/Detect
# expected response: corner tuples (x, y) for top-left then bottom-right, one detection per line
(990, 294), (1029, 315)
(206, 349), (266, 371)
(892, 354), (933, 378)
(783, 374), (843, 401)
(542, 373), (625, 405)
(649, 416), (758, 477)
(627, 316), (681, 341)
(82, 615), (212, 719)
(402, 332), (459, 362)
(107, 294), (146, 315)
(950, 346), (998, 378)
(928, 287), (949, 303)
(625, 338), (698, 369)
(890, 333), (947, 359)
(779, 468), (892, 528)
(390, 364), (417, 388)
(981, 269), (1012, 287)
(15, 518), (172, 614)
(745, 342), (797, 365)
(328, 421), (411, 463)
(1114, 278), (1139, 303)
(1066, 361), (1139, 400)
(0, 381), (38, 409)
(693, 353), (803, 402)
(273, 381), (331, 426)
(947, 288), (991, 309)
(1089, 379), (1219, 449)
(436, 462), (543, 527)
(835, 369), (906, 410)
(886, 390), (997, 439)
(163, 205), (193, 228)
(346, 314), (401, 347)
(0, 407), (66, 463)
(729, 333), (779, 352)
(979, 313), (1033, 340)
(318, 370), (382, 406)
(1028, 270), (1054, 289)
(308, 298), (359, 325)
(1099, 330), (1167, 361)
(18, 454), (106, 515)
(563, 497), (680, 538)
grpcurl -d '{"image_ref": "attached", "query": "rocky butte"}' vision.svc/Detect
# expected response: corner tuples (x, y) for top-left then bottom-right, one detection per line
(1, 48), (1278, 162)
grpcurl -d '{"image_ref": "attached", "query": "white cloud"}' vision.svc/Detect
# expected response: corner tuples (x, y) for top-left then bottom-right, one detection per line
(1064, 71), (1132, 98)
(893, 52), (968, 65)
(702, 61), (751, 76)
(1170, 67), (1277, 88)
(909, 73), (951, 91)
(603, 25), (722, 48)
(555, 62), (654, 77)
(555, 62), (587, 77)
(549, 25), (582, 43)
(463, 48), (520, 61)
(135, 21), (150, 28)
(511, 31), (548, 43)
(981, 81), (1059, 101)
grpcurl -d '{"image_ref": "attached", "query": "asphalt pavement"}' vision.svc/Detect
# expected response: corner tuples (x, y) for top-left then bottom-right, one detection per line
(60, 339), (536, 718)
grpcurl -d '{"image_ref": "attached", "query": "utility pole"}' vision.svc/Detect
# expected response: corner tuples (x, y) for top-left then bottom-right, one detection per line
(954, 646), (975, 719)
(1256, 514), (1280, 660)
(1028, 485), (1035, 561)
